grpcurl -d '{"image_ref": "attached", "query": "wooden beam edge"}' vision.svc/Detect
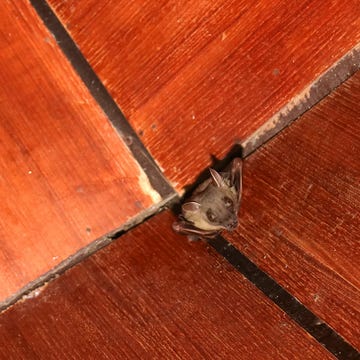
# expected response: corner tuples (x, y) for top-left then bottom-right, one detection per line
(0, 194), (177, 313)
(241, 43), (360, 157)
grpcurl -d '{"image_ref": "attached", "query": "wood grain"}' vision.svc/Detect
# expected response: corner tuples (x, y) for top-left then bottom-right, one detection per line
(0, 1), (167, 305)
(47, 0), (360, 189)
(226, 71), (360, 349)
(0, 211), (334, 360)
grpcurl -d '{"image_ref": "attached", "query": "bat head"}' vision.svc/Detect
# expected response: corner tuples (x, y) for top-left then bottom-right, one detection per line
(182, 168), (239, 232)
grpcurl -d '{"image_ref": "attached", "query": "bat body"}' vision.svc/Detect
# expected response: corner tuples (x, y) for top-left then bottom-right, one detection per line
(173, 158), (243, 240)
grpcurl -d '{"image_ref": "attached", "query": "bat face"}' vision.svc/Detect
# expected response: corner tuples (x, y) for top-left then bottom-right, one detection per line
(173, 158), (243, 240)
(182, 180), (238, 231)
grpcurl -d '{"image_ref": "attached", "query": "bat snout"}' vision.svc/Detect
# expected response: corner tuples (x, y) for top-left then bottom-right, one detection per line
(226, 218), (238, 231)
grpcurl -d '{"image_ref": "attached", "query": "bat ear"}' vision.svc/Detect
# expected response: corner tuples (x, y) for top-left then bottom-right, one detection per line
(182, 201), (201, 213)
(230, 158), (243, 203)
(209, 168), (226, 187)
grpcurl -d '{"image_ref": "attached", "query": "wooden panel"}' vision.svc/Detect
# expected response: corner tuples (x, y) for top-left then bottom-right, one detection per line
(0, 211), (334, 360)
(226, 71), (360, 349)
(0, 1), (169, 306)
(46, 0), (360, 189)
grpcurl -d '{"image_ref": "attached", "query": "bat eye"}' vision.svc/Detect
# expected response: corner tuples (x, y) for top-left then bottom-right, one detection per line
(223, 197), (233, 208)
(206, 209), (217, 222)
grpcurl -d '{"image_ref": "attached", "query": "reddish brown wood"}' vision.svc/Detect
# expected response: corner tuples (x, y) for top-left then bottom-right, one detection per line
(226, 72), (360, 349)
(0, 211), (334, 359)
(0, 1), (163, 305)
(48, 0), (360, 189)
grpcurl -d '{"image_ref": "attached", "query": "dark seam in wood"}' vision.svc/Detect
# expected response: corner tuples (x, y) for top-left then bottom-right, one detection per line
(29, 0), (174, 199)
(209, 236), (360, 360)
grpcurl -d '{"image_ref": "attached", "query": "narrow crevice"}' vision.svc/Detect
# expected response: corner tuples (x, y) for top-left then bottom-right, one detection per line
(209, 236), (360, 360)
(30, 0), (174, 200)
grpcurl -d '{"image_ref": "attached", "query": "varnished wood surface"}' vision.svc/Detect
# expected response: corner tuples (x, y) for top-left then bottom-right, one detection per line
(47, 0), (360, 190)
(226, 71), (360, 349)
(0, 211), (334, 360)
(0, 1), (167, 306)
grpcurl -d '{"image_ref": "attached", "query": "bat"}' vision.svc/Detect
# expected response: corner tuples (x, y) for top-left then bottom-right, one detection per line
(172, 158), (243, 240)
